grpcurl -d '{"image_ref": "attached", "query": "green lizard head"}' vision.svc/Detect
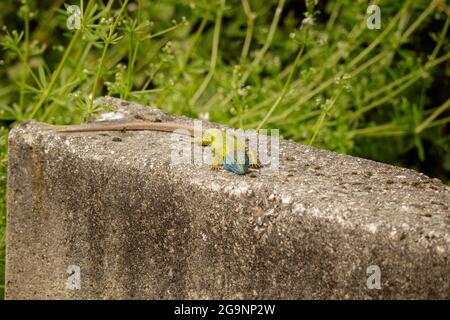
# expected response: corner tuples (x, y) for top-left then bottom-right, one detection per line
(223, 151), (250, 175)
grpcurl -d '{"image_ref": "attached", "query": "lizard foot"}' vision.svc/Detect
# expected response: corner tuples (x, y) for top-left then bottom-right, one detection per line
(250, 162), (261, 169)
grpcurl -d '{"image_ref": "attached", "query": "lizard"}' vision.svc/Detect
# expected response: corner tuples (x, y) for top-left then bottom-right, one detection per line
(56, 121), (260, 175)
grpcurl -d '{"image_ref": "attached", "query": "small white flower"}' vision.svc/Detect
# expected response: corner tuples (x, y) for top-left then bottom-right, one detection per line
(238, 88), (248, 96)
(301, 16), (315, 27)
(199, 112), (209, 121)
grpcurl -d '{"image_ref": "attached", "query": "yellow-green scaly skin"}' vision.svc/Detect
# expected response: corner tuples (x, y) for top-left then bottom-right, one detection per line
(197, 129), (259, 175)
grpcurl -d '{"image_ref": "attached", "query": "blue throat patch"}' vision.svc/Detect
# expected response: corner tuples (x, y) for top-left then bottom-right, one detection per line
(223, 152), (250, 175)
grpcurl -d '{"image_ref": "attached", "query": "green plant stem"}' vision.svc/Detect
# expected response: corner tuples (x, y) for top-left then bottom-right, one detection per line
(326, 2), (341, 30)
(415, 98), (450, 133)
(256, 38), (306, 130)
(18, 6), (30, 121)
(430, 15), (450, 60)
(155, 17), (209, 108)
(29, 0), (94, 119)
(266, 0), (442, 125)
(348, 0), (411, 68)
(248, 20), (385, 122)
(87, 0), (129, 119)
(231, 20), (368, 125)
(355, 51), (450, 117)
(124, 35), (139, 100)
(30, 0), (65, 41)
(308, 88), (343, 145)
(400, 0), (437, 43)
(213, 0), (285, 109)
(349, 51), (385, 78)
(130, 88), (164, 94)
(244, 0), (284, 83)
(356, 76), (422, 118)
(189, 0), (225, 106)
(143, 24), (181, 41)
(427, 116), (450, 128)
(182, 16), (208, 71)
(365, 15), (450, 104)
(364, 70), (416, 103)
(41, 41), (93, 122)
(13, 50), (41, 90)
(29, 30), (82, 119)
(348, 122), (402, 138)
(240, 0), (255, 61)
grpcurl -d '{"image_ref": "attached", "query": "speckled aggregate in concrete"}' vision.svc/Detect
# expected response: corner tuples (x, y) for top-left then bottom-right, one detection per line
(6, 97), (450, 299)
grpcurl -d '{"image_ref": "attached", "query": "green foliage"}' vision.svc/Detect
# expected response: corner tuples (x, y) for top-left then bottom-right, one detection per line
(0, 128), (6, 299)
(0, 0), (449, 298)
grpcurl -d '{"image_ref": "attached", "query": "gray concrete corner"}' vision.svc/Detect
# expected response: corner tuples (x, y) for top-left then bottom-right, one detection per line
(6, 97), (450, 299)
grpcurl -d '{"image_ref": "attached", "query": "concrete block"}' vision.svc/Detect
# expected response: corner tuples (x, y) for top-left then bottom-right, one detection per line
(6, 97), (450, 299)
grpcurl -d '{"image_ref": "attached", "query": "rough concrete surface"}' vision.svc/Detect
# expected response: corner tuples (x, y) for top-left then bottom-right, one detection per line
(6, 97), (450, 299)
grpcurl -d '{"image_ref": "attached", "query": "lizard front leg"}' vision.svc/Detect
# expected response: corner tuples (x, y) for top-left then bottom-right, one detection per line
(192, 130), (223, 170)
(210, 148), (224, 170)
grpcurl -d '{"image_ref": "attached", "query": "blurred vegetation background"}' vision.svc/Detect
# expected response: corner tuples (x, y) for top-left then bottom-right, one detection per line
(0, 0), (449, 298)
